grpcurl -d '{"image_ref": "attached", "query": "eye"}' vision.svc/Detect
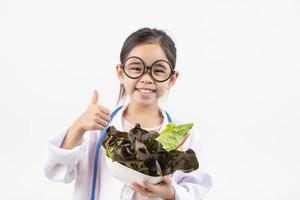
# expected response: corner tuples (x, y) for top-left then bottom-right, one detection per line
(153, 65), (168, 74)
(154, 69), (166, 73)
(130, 67), (142, 71)
(130, 66), (143, 72)
(153, 62), (170, 75)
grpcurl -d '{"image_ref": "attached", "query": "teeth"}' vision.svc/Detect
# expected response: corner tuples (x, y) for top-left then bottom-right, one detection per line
(137, 89), (154, 94)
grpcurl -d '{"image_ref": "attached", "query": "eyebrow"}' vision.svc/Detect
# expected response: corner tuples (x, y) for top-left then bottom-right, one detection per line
(153, 63), (168, 69)
(128, 61), (143, 65)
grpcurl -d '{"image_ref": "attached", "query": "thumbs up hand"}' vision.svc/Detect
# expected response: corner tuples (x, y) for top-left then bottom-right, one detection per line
(76, 89), (111, 132)
(61, 90), (111, 149)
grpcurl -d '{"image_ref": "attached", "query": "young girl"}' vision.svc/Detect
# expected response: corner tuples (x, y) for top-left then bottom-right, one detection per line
(44, 28), (212, 200)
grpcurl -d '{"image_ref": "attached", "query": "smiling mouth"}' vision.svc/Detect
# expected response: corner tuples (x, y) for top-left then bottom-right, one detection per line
(136, 88), (156, 94)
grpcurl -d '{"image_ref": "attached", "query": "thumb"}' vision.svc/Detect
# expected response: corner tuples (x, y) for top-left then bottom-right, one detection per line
(90, 89), (99, 105)
(163, 175), (171, 184)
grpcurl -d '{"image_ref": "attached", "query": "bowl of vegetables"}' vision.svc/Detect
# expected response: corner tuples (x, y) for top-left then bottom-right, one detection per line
(102, 123), (199, 186)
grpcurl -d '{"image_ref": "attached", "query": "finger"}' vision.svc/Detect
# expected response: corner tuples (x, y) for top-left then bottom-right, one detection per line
(143, 176), (173, 194)
(99, 105), (110, 115)
(95, 112), (111, 122)
(91, 123), (104, 131)
(131, 183), (150, 196)
(163, 175), (171, 184)
(90, 89), (99, 105)
(95, 117), (109, 127)
(143, 181), (160, 193)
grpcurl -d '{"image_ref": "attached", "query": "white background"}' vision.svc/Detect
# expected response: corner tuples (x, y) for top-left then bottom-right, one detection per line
(0, 0), (299, 199)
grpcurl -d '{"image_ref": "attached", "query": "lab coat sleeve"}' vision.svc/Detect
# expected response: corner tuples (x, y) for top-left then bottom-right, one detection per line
(44, 127), (87, 183)
(171, 124), (213, 200)
(172, 168), (212, 200)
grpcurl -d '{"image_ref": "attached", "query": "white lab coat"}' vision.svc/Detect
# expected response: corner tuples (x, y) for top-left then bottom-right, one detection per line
(44, 104), (212, 200)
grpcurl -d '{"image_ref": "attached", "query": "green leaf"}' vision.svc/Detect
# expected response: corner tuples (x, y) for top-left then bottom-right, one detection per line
(155, 123), (193, 151)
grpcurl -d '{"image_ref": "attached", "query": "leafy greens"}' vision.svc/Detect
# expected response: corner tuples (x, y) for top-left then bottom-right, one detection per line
(102, 123), (199, 176)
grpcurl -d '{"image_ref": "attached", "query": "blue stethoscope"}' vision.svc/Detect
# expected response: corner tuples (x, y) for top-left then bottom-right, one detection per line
(90, 105), (172, 200)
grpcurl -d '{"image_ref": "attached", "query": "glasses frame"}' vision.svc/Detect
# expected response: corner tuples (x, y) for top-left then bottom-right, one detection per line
(120, 56), (175, 82)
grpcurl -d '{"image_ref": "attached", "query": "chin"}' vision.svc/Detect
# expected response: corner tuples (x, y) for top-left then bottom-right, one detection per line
(133, 97), (157, 107)
(138, 100), (156, 107)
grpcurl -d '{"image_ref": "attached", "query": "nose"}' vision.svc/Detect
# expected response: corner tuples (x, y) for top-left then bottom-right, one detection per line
(140, 71), (154, 84)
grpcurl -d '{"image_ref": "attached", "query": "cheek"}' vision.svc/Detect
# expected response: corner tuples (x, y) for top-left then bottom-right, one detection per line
(156, 84), (169, 96)
(123, 80), (137, 93)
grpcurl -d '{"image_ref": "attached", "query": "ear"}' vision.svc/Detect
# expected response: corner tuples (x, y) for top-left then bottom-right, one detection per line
(168, 71), (179, 89)
(116, 64), (125, 84)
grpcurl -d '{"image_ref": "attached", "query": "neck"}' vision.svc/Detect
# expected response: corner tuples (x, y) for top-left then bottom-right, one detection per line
(126, 101), (160, 117)
(123, 101), (163, 128)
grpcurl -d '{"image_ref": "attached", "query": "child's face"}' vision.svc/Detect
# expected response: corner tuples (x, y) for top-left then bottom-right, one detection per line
(116, 43), (179, 107)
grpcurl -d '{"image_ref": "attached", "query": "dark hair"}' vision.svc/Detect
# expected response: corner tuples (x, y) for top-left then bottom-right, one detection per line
(117, 27), (177, 104)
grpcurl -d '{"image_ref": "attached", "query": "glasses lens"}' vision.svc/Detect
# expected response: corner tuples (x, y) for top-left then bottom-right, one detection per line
(124, 57), (144, 78)
(152, 61), (172, 81)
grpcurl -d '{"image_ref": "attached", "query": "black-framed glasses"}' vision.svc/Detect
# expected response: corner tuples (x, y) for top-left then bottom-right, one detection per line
(120, 56), (175, 82)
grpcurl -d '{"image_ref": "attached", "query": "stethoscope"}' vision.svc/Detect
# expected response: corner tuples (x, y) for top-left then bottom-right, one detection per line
(90, 105), (172, 200)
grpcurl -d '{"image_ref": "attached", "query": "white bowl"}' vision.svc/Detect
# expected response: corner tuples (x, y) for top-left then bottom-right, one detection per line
(105, 156), (163, 186)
